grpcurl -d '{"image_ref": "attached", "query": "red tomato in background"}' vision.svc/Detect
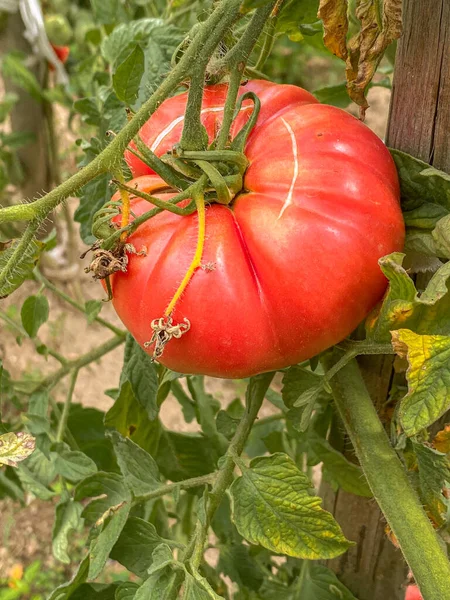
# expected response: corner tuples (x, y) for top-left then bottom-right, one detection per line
(405, 585), (423, 600)
(49, 44), (70, 71)
(109, 80), (404, 378)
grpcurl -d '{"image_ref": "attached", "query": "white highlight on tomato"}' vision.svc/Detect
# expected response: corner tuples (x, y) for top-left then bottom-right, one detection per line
(150, 105), (253, 153)
(278, 117), (299, 219)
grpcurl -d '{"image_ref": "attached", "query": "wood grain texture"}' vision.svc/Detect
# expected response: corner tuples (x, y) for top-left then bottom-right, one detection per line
(387, 0), (450, 171)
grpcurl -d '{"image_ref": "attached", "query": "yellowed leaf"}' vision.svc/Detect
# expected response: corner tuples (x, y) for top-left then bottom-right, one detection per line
(0, 431), (35, 467)
(433, 425), (450, 454)
(392, 330), (450, 436)
(318, 0), (349, 60)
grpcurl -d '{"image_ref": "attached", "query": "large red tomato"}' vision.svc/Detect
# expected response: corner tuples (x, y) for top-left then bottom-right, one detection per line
(108, 80), (404, 378)
(405, 585), (423, 600)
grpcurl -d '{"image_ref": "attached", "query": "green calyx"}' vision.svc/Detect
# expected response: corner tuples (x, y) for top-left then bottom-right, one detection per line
(162, 90), (261, 205)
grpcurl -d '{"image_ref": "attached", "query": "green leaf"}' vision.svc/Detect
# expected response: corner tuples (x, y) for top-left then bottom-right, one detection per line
(171, 380), (196, 423)
(89, 500), (131, 579)
(20, 295), (49, 338)
(277, 0), (320, 40)
(108, 430), (161, 496)
(110, 516), (175, 578)
(75, 471), (130, 524)
(115, 582), (139, 600)
(187, 376), (226, 451)
(0, 360), (13, 416)
(16, 447), (56, 498)
(113, 46), (145, 105)
(91, 0), (119, 24)
(314, 83), (350, 107)
(85, 300), (102, 324)
(413, 442), (450, 525)
(16, 464), (55, 499)
(230, 453), (352, 559)
(155, 430), (218, 481)
(120, 334), (159, 420)
(67, 405), (117, 473)
(308, 435), (372, 497)
(28, 389), (49, 417)
(0, 468), (24, 501)
(390, 149), (450, 259)
(282, 366), (330, 431)
(52, 497), (84, 563)
(182, 573), (225, 599)
(134, 545), (180, 600)
(218, 543), (265, 591)
(1, 53), (43, 101)
(75, 473), (130, 580)
(70, 583), (120, 600)
(74, 98), (102, 127)
(0, 239), (42, 298)
(0, 92), (18, 124)
(392, 329), (450, 435)
(2, 131), (36, 149)
(261, 563), (357, 599)
(366, 254), (450, 341)
(104, 381), (162, 457)
(48, 555), (90, 600)
(390, 149), (450, 215)
(53, 443), (98, 482)
(0, 431), (35, 467)
(75, 174), (112, 245)
(282, 366), (328, 408)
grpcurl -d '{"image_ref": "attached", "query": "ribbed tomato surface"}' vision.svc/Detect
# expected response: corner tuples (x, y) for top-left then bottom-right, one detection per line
(108, 80), (404, 378)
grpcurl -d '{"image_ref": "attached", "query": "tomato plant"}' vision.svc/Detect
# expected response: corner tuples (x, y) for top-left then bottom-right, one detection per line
(0, 1), (450, 600)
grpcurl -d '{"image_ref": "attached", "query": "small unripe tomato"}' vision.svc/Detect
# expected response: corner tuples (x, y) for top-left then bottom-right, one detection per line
(44, 14), (72, 46)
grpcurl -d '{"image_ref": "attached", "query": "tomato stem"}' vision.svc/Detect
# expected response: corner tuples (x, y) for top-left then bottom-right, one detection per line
(112, 179), (196, 216)
(179, 2), (242, 152)
(132, 135), (190, 190)
(164, 188), (206, 316)
(322, 351), (450, 600)
(184, 373), (275, 568)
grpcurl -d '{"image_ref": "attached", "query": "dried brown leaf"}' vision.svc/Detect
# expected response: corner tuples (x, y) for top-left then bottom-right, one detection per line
(346, 0), (402, 116)
(318, 0), (349, 60)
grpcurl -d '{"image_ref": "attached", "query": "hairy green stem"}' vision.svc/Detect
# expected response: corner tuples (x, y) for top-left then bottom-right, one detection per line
(215, 1), (277, 71)
(56, 368), (79, 442)
(33, 270), (126, 337)
(133, 136), (190, 190)
(254, 1), (281, 71)
(134, 473), (217, 505)
(325, 341), (395, 383)
(179, 1), (242, 151)
(186, 372), (275, 568)
(321, 352), (450, 600)
(215, 66), (245, 150)
(33, 335), (124, 393)
(0, 220), (40, 291)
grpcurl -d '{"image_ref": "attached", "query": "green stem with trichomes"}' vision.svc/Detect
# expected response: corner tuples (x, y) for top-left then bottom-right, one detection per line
(31, 335), (125, 394)
(321, 351), (450, 600)
(56, 368), (79, 443)
(133, 473), (217, 505)
(185, 372), (275, 568)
